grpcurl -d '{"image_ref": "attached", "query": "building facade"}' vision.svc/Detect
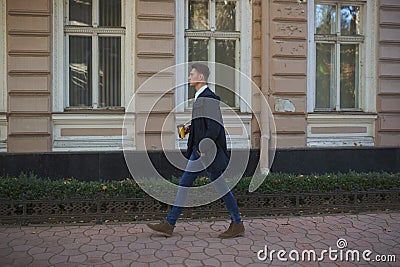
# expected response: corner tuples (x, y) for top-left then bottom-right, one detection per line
(0, 0), (399, 153)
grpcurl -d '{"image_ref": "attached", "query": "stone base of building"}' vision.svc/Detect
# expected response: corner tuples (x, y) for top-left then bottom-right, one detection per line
(1, 147), (399, 180)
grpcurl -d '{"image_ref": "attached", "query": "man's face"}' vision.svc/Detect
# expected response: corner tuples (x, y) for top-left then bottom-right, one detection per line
(188, 68), (204, 87)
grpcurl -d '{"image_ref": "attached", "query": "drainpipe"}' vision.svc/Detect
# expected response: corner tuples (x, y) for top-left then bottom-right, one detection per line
(259, 0), (270, 174)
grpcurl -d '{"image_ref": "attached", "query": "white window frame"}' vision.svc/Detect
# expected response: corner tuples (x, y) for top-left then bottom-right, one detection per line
(307, 0), (378, 147)
(0, 0), (7, 151)
(0, 0), (6, 113)
(53, 0), (135, 112)
(176, 0), (252, 113)
(307, 0), (377, 113)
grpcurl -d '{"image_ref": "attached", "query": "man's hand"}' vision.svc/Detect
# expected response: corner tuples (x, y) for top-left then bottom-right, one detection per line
(197, 151), (206, 157)
(184, 126), (190, 134)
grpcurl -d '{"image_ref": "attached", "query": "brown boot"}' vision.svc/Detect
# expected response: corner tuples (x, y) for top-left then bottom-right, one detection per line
(218, 222), (245, 238)
(146, 220), (174, 237)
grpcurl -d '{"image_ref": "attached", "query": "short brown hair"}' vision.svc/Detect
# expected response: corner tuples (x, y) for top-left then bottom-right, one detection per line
(191, 63), (210, 81)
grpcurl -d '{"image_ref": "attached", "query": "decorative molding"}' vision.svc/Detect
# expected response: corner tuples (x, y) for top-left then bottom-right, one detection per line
(124, 0), (136, 109)
(64, 27), (126, 35)
(314, 35), (365, 42)
(307, 113), (377, 147)
(52, 114), (135, 151)
(8, 30), (50, 36)
(52, 0), (64, 112)
(0, 0), (6, 151)
(137, 33), (174, 39)
(185, 31), (241, 38)
(365, 0), (379, 113)
(7, 11), (51, 16)
(0, 115), (6, 152)
(137, 14), (174, 20)
(0, 0), (6, 114)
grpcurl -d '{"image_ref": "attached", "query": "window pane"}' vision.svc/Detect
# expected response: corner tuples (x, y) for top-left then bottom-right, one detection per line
(69, 36), (92, 107)
(316, 43), (335, 109)
(69, 0), (92, 26)
(216, 0), (237, 32)
(215, 39), (236, 107)
(189, 0), (209, 30)
(340, 44), (359, 109)
(315, 4), (336, 35)
(99, 37), (121, 107)
(188, 39), (209, 100)
(99, 0), (121, 27)
(341, 6), (361, 36)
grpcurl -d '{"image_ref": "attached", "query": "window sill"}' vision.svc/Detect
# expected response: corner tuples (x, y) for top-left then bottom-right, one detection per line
(309, 111), (377, 116)
(62, 108), (125, 114)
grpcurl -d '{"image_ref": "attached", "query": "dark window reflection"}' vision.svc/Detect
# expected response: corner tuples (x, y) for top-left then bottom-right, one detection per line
(188, 39), (209, 102)
(69, 36), (92, 107)
(99, 37), (121, 107)
(315, 4), (336, 35)
(341, 6), (361, 36)
(316, 43), (335, 109)
(99, 0), (121, 27)
(216, 0), (237, 32)
(189, 0), (209, 30)
(69, 0), (92, 26)
(340, 44), (359, 108)
(216, 39), (236, 107)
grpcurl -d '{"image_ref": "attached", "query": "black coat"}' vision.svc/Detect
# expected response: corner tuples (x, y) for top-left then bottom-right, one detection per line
(186, 88), (229, 173)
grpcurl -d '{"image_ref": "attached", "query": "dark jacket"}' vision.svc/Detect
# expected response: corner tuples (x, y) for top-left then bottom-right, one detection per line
(186, 88), (229, 173)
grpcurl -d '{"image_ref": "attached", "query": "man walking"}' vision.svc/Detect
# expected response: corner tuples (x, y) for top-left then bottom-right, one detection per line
(146, 63), (244, 239)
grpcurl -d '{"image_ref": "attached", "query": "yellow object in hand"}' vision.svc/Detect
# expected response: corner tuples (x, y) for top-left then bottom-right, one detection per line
(177, 124), (186, 139)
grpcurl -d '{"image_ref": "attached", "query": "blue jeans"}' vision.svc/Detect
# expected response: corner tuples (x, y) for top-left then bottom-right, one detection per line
(166, 149), (241, 226)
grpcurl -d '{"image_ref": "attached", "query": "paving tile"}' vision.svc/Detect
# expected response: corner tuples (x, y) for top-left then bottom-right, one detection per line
(69, 254), (88, 263)
(121, 251), (139, 261)
(8, 238), (27, 246)
(84, 257), (105, 265)
(164, 256), (185, 264)
(184, 259), (203, 266)
(214, 254), (236, 262)
(127, 263), (148, 267)
(136, 255), (160, 263)
(202, 257), (222, 266)
(0, 257), (14, 266)
(0, 247), (13, 257)
(96, 243), (114, 252)
(186, 246), (205, 253)
(108, 259), (137, 266)
(32, 252), (55, 261)
(154, 249), (173, 259)
(204, 248), (222, 257)
(235, 255), (254, 265)
(121, 235), (138, 243)
(111, 240), (130, 247)
(60, 249), (82, 256)
(172, 249), (190, 258)
(84, 250), (107, 259)
(102, 252), (121, 262)
(79, 244), (97, 253)
(45, 245), (65, 254)
(49, 254), (69, 265)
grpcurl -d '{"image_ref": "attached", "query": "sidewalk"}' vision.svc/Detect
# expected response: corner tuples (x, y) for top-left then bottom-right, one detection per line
(0, 212), (399, 267)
